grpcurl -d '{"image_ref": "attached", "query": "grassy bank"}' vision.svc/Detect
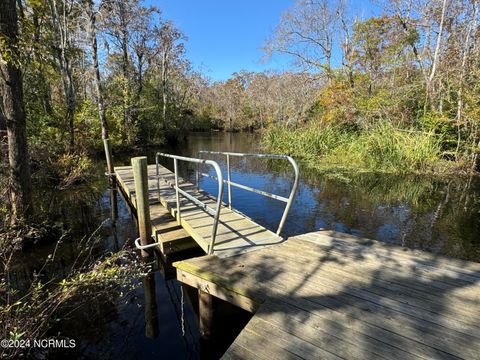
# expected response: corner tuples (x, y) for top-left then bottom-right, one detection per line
(263, 122), (455, 174)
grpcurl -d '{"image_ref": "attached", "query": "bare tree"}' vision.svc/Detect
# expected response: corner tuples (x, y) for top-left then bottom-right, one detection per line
(85, 0), (108, 141)
(49, 0), (77, 151)
(264, 0), (344, 80)
(152, 20), (185, 130)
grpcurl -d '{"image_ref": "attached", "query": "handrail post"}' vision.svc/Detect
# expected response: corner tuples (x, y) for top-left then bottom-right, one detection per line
(208, 160), (224, 255)
(196, 151), (200, 190)
(156, 154), (161, 202)
(132, 156), (153, 258)
(226, 154), (232, 209)
(276, 156), (299, 235)
(155, 152), (224, 255)
(196, 162), (200, 190)
(174, 158), (181, 224)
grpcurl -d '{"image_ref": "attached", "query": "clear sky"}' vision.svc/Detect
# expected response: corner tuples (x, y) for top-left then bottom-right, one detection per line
(148, 0), (380, 81)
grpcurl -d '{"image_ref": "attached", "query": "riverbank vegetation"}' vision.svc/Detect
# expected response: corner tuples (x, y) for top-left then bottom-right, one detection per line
(263, 122), (447, 173)
(3, 0), (479, 227)
(0, 0), (217, 227)
(0, 222), (146, 358)
(204, 0), (480, 174)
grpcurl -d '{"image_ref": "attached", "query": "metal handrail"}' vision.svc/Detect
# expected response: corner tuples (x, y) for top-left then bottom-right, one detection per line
(197, 150), (299, 236)
(155, 152), (224, 255)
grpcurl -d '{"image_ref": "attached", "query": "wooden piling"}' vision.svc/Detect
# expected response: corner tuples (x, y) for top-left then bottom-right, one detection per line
(143, 273), (159, 339)
(199, 289), (214, 340)
(103, 138), (115, 185)
(132, 156), (153, 257)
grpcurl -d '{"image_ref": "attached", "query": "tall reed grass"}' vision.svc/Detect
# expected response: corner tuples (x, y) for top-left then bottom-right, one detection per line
(263, 122), (444, 173)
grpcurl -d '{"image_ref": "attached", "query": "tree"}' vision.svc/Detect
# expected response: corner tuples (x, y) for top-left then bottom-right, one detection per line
(264, 0), (344, 80)
(0, 0), (33, 223)
(152, 20), (185, 130)
(48, 0), (78, 151)
(102, 0), (140, 142)
(85, 0), (109, 141)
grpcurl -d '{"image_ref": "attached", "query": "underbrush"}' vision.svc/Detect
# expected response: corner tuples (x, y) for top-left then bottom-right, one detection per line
(31, 149), (94, 190)
(0, 221), (147, 359)
(263, 122), (449, 174)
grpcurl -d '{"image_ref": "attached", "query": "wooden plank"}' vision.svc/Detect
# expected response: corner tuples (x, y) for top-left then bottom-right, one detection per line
(114, 166), (197, 255)
(262, 297), (463, 360)
(198, 247), (480, 338)
(231, 327), (304, 360)
(246, 315), (351, 360)
(303, 230), (480, 274)
(249, 310), (411, 360)
(222, 343), (261, 360)
(276, 239), (480, 302)
(127, 164), (285, 257)
(278, 238), (480, 302)
(283, 236), (479, 287)
(176, 268), (262, 313)
(239, 240), (480, 323)
(268, 246), (480, 322)
(174, 246), (480, 359)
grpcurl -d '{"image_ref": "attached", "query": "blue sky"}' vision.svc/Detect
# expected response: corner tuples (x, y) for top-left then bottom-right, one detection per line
(147, 0), (379, 81)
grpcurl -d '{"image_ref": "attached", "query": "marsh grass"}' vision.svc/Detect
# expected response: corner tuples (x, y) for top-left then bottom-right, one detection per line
(263, 122), (447, 173)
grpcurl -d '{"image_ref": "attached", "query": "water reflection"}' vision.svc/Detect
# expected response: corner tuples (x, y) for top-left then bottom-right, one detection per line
(12, 131), (479, 360)
(143, 272), (159, 339)
(125, 132), (479, 262)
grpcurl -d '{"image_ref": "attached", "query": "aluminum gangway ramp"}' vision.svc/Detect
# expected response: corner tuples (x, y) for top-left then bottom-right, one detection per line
(115, 151), (299, 258)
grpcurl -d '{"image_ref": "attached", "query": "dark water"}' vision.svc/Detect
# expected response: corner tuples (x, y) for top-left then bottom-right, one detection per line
(141, 132), (480, 262)
(10, 131), (480, 359)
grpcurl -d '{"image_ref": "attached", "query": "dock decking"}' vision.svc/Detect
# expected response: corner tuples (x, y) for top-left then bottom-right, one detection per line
(115, 165), (196, 255)
(174, 231), (480, 360)
(115, 164), (284, 257)
(115, 161), (480, 360)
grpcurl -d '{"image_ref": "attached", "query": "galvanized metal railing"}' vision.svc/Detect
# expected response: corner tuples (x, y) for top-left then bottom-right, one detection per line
(197, 151), (299, 236)
(155, 152), (224, 255)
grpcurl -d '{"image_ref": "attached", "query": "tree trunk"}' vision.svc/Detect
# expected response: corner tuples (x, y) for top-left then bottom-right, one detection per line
(0, 0), (33, 223)
(119, 2), (130, 143)
(86, 0), (114, 180)
(86, 0), (109, 141)
(162, 50), (169, 130)
(50, 0), (76, 152)
(426, 0), (447, 108)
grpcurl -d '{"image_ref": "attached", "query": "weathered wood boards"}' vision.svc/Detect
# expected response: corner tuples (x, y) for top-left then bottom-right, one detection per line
(116, 164), (284, 257)
(115, 165), (197, 255)
(174, 231), (480, 360)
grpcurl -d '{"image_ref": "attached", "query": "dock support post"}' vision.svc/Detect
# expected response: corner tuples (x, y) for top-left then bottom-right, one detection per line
(199, 289), (213, 340)
(132, 156), (153, 258)
(103, 138), (115, 185)
(143, 273), (159, 339)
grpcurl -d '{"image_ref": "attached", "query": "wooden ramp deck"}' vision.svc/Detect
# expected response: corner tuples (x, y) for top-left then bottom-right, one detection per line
(115, 165), (196, 255)
(115, 164), (284, 257)
(174, 231), (480, 360)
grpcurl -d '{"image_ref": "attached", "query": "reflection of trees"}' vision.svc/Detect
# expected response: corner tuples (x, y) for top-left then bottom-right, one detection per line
(162, 133), (480, 261)
(303, 171), (480, 261)
(121, 132), (479, 261)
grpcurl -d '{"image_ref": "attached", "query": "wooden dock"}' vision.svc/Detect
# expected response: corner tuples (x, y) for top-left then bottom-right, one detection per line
(115, 161), (480, 359)
(115, 165), (197, 255)
(115, 164), (284, 257)
(174, 231), (480, 360)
